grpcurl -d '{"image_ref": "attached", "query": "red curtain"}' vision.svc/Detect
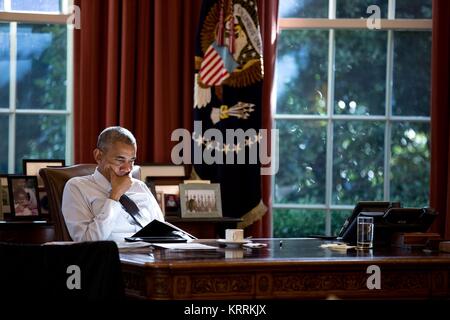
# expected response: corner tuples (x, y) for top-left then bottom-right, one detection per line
(245, 0), (279, 237)
(73, 0), (277, 237)
(430, 0), (450, 239)
(74, 0), (202, 163)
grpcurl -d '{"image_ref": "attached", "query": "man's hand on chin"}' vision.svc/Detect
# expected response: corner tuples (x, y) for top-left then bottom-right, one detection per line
(108, 167), (132, 201)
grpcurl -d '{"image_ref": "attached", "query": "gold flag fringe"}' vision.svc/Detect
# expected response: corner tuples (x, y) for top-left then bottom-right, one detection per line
(238, 200), (267, 229)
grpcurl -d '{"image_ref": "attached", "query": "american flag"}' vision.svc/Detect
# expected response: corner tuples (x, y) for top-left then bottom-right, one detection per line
(194, 0), (266, 228)
(199, 42), (239, 87)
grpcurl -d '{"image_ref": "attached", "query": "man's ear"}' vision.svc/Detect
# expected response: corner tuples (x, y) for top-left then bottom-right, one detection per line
(93, 148), (102, 164)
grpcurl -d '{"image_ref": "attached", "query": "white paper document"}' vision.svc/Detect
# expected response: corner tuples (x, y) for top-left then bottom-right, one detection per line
(115, 241), (153, 252)
(320, 243), (355, 250)
(42, 241), (77, 246)
(152, 242), (217, 250)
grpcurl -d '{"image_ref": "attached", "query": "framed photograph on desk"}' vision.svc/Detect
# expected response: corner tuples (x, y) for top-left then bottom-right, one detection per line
(23, 159), (64, 218)
(7, 176), (41, 220)
(23, 159), (65, 188)
(155, 190), (165, 215)
(145, 180), (181, 216)
(38, 190), (50, 216)
(139, 163), (190, 182)
(153, 184), (180, 216)
(0, 175), (11, 218)
(141, 164), (191, 217)
(163, 193), (180, 216)
(180, 183), (222, 218)
(0, 183), (3, 219)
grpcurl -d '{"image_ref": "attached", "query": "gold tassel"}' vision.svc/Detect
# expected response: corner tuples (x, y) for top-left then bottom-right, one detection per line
(237, 200), (267, 229)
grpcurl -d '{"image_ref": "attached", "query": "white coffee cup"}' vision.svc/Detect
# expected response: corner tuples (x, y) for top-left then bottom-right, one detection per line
(225, 249), (244, 259)
(225, 229), (244, 242)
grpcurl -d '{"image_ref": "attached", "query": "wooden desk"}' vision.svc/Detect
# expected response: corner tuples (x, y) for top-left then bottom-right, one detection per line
(120, 238), (450, 300)
(0, 217), (240, 244)
(0, 221), (54, 243)
(165, 217), (242, 239)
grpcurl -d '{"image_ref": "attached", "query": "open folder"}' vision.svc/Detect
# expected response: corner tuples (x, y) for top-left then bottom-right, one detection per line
(124, 219), (197, 243)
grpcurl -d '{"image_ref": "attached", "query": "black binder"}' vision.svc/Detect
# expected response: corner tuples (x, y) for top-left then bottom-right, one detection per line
(124, 219), (197, 243)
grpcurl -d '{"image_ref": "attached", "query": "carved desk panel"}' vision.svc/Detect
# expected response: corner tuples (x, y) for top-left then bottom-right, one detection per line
(120, 238), (450, 300)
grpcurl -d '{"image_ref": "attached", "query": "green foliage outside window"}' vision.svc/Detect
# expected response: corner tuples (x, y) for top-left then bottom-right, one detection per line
(0, 23), (67, 173)
(274, 1), (431, 238)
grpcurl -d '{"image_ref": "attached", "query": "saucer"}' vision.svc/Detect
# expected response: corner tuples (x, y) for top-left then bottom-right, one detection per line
(217, 239), (251, 248)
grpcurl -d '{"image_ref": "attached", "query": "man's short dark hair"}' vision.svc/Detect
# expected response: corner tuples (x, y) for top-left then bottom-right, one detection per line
(97, 126), (136, 151)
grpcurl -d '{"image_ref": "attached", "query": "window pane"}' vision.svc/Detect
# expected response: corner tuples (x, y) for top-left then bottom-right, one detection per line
(273, 209), (325, 237)
(396, 0), (432, 19)
(392, 32), (431, 116)
(15, 114), (66, 172)
(0, 23), (9, 108)
(333, 121), (385, 205)
(0, 115), (7, 173)
(331, 210), (352, 237)
(275, 120), (327, 204)
(16, 24), (67, 110)
(390, 122), (429, 207)
(279, 0), (328, 18)
(0, 0), (3, 10)
(276, 30), (328, 115)
(11, 0), (61, 12)
(337, 0), (388, 18)
(335, 30), (387, 115)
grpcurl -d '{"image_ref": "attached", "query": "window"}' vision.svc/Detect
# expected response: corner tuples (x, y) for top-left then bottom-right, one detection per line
(273, 0), (432, 237)
(0, 0), (73, 173)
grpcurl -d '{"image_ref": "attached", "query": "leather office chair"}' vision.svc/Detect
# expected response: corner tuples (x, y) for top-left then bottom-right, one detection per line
(0, 241), (124, 300)
(39, 164), (141, 241)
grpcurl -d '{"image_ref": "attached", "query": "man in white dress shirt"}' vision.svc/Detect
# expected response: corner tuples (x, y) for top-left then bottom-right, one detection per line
(62, 126), (164, 242)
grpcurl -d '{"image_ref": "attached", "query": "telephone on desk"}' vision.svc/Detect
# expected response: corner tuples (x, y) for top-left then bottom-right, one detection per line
(337, 201), (438, 246)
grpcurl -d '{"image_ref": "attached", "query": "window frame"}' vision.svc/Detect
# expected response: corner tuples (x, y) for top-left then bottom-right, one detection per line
(0, 0), (74, 173)
(273, 0), (432, 235)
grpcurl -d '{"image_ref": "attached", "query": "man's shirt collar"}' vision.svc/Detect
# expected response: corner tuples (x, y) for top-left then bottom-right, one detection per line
(92, 168), (112, 192)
